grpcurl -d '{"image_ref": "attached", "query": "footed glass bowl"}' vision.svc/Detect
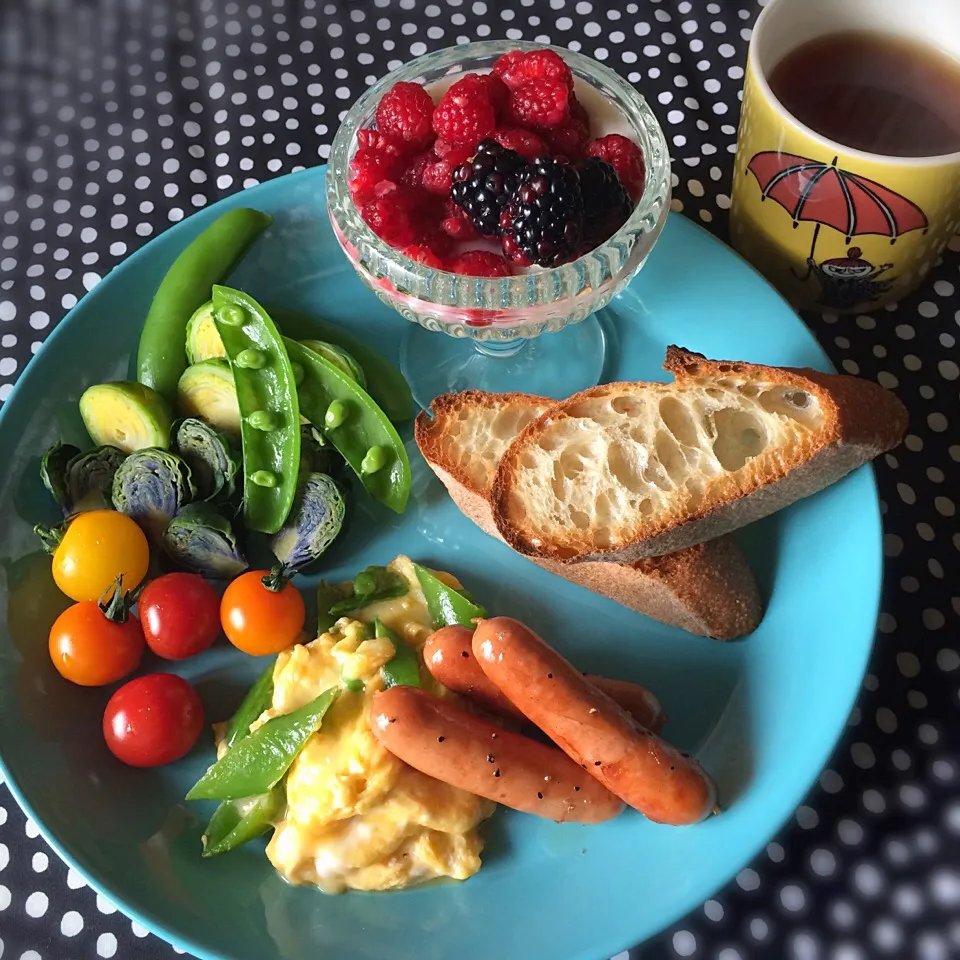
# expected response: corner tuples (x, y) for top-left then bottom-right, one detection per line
(326, 40), (671, 408)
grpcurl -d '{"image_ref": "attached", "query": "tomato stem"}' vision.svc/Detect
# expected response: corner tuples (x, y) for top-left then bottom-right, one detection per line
(99, 575), (135, 623)
(33, 522), (66, 555)
(261, 564), (291, 593)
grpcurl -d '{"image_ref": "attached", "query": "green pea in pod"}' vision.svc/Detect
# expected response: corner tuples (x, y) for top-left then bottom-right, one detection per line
(413, 563), (487, 629)
(186, 687), (339, 802)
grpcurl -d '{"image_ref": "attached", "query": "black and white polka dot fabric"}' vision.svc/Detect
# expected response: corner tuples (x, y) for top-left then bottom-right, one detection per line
(1, 1), (958, 958)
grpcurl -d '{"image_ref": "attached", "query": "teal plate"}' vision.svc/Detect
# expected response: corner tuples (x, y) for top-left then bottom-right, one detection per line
(0, 168), (880, 960)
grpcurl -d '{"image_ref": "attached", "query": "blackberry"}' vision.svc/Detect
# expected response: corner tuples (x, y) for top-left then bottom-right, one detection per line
(500, 156), (584, 268)
(450, 139), (526, 237)
(576, 157), (633, 249)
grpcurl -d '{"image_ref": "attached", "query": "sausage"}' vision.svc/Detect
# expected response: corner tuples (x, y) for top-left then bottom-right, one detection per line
(370, 686), (624, 824)
(472, 617), (717, 826)
(424, 625), (667, 733)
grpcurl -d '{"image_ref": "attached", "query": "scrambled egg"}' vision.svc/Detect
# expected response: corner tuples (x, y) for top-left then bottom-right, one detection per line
(259, 556), (495, 893)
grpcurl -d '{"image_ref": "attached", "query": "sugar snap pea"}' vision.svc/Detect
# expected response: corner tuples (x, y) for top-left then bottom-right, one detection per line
(414, 564), (487, 628)
(187, 686), (339, 801)
(137, 208), (272, 401)
(315, 580), (343, 636)
(375, 617), (421, 690)
(224, 661), (276, 750)
(283, 339), (410, 514)
(201, 785), (285, 857)
(212, 286), (300, 535)
(267, 305), (414, 423)
(327, 565), (409, 617)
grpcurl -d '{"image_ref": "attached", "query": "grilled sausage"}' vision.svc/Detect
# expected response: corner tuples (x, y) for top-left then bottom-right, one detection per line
(424, 625), (667, 733)
(472, 617), (717, 826)
(370, 686), (624, 824)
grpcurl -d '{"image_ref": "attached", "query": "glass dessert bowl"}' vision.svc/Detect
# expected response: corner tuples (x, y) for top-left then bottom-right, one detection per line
(326, 40), (671, 408)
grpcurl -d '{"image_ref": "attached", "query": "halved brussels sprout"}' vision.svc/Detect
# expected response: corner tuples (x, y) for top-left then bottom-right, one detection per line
(163, 503), (248, 578)
(177, 359), (241, 438)
(79, 381), (172, 453)
(65, 446), (127, 512)
(185, 301), (227, 365)
(270, 472), (345, 571)
(112, 448), (195, 537)
(172, 418), (239, 503)
(300, 340), (366, 388)
(40, 441), (81, 510)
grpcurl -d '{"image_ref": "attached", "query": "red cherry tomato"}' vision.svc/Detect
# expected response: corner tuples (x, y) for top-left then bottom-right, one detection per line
(49, 602), (144, 687)
(139, 573), (221, 660)
(103, 673), (205, 768)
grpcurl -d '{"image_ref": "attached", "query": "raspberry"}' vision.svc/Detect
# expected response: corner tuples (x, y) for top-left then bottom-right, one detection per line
(400, 150), (435, 189)
(448, 250), (513, 277)
(403, 244), (444, 269)
(491, 50), (526, 85)
(508, 78), (570, 131)
(376, 82), (436, 152)
(440, 200), (479, 241)
(356, 128), (405, 154)
(422, 226), (454, 257)
(474, 73), (510, 118)
(422, 157), (459, 196)
(360, 183), (421, 246)
(498, 49), (574, 92)
(434, 139), (474, 164)
(544, 95), (591, 159)
(349, 146), (403, 206)
(432, 76), (496, 145)
(584, 135), (646, 201)
(493, 127), (547, 161)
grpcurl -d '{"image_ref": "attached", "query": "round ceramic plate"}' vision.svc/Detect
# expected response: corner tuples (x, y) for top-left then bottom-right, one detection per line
(0, 167), (881, 960)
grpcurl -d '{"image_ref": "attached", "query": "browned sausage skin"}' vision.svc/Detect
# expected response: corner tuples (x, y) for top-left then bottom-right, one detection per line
(471, 617), (717, 826)
(370, 686), (624, 824)
(423, 625), (667, 733)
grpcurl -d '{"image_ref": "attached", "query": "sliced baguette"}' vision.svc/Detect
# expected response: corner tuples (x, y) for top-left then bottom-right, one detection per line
(415, 389), (762, 640)
(493, 346), (908, 563)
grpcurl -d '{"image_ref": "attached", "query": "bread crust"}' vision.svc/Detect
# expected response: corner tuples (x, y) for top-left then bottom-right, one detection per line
(492, 346), (908, 563)
(415, 389), (763, 640)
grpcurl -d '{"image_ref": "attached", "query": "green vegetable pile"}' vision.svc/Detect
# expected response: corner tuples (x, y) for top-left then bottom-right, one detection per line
(39, 207), (414, 578)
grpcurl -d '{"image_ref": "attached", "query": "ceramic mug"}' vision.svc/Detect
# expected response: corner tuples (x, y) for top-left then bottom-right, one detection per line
(730, 0), (960, 313)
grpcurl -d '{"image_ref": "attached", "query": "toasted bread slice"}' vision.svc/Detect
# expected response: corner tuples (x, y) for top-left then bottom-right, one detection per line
(493, 346), (908, 563)
(415, 390), (762, 640)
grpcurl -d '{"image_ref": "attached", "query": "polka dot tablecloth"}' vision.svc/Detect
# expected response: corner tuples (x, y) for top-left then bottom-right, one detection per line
(0, 0), (957, 957)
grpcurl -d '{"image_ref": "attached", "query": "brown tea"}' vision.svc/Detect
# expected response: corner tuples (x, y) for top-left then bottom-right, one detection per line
(768, 31), (960, 157)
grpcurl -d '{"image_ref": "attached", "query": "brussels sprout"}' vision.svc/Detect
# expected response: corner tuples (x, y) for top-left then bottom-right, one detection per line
(270, 473), (345, 571)
(65, 446), (127, 512)
(177, 359), (241, 438)
(185, 300), (228, 365)
(79, 381), (172, 453)
(40, 441), (81, 510)
(163, 503), (248, 578)
(172, 418), (239, 503)
(300, 339), (366, 388)
(112, 448), (195, 537)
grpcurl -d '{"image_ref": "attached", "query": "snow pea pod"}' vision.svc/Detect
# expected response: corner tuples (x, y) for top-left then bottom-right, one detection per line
(187, 686), (339, 801)
(376, 617), (421, 689)
(414, 564), (487, 628)
(212, 286), (300, 535)
(267, 305), (414, 423)
(137, 208), (272, 401)
(201, 784), (285, 858)
(224, 661), (276, 750)
(284, 339), (410, 514)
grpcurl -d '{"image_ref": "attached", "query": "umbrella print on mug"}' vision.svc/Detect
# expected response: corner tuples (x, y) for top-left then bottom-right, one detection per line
(729, 0), (960, 314)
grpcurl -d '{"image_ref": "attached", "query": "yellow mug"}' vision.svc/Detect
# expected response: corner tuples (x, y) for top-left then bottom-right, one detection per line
(730, 0), (960, 313)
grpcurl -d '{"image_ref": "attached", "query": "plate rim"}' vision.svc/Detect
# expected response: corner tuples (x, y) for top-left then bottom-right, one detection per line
(0, 167), (883, 960)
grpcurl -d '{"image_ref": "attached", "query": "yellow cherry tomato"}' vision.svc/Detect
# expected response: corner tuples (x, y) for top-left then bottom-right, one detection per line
(52, 510), (150, 602)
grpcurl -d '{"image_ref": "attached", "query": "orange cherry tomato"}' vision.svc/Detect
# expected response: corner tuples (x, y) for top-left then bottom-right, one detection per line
(49, 601), (145, 687)
(220, 570), (306, 656)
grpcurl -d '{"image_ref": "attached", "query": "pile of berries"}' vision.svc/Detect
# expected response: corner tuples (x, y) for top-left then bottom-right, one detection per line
(348, 49), (647, 276)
